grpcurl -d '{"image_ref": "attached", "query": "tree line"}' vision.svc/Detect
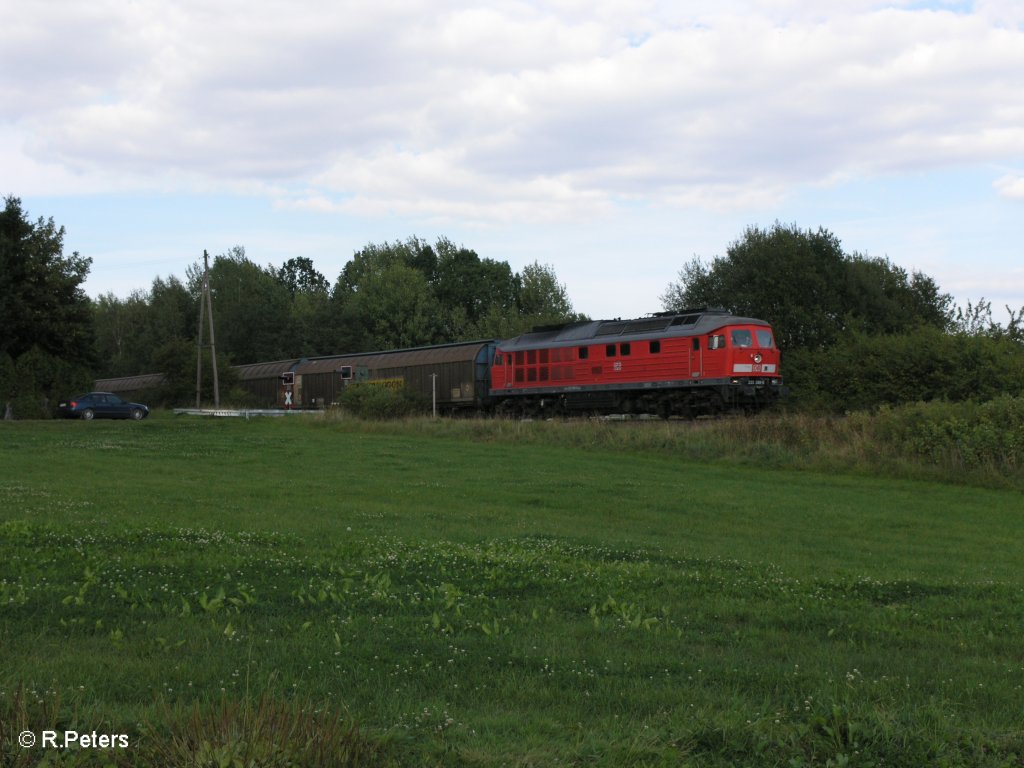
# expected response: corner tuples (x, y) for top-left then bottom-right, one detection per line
(94, 239), (580, 373)
(2, 197), (581, 414)
(3, 197), (1022, 417)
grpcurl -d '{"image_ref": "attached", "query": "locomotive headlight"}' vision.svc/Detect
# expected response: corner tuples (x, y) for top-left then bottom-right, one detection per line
(753, 353), (762, 364)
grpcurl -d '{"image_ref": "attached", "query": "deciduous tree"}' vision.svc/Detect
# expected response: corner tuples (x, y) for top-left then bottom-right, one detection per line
(661, 222), (953, 350)
(1, 197), (95, 417)
(189, 247), (292, 363)
(1, 196), (94, 365)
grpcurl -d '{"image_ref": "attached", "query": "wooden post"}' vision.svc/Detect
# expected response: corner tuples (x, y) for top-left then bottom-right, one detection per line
(195, 265), (205, 409)
(195, 250), (221, 408)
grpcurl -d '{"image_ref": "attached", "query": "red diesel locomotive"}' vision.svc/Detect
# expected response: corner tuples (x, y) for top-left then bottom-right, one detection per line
(489, 308), (783, 417)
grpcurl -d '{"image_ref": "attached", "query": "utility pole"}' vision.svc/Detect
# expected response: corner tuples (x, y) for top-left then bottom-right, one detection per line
(195, 250), (220, 408)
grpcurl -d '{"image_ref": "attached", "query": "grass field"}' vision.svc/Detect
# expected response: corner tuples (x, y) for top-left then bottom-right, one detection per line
(1, 414), (1023, 766)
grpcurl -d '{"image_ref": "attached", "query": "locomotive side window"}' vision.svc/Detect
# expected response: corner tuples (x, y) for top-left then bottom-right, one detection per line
(494, 353), (503, 366)
(692, 338), (701, 351)
(650, 341), (661, 354)
(708, 335), (725, 350)
(756, 329), (774, 348)
(579, 347), (589, 360)
(731, 329), (753, 348)
(606, 344), (617, 357)
(620, 343), (631, 356)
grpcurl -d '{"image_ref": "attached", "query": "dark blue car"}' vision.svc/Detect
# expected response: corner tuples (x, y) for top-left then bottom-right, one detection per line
(57, 392), (149, 421)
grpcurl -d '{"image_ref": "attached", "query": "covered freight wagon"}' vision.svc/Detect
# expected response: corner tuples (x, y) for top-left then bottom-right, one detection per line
(93, 373), (166, 401)
(234, 359), (303, 408)
(296, 341), (495, 412)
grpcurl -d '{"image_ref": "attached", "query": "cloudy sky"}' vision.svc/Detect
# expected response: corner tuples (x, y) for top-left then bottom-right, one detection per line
(4, 0), (1023, 323)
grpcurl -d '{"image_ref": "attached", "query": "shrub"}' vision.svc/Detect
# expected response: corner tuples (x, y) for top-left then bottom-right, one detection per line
(2, 347), (93, 419)
(339, 383), (426, 419)
(873, 396), (1024, 473)
(786, 329), (1024, 412)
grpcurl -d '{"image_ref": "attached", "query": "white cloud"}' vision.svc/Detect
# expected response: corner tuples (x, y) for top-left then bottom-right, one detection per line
(3, 0), (1023, 222)
(994, 173), (1024, 198)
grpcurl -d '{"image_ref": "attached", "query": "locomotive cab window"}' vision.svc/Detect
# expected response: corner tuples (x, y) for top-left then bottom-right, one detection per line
(756, 329), (774, 348)
(731, 329), (753, 348)
(708, 335), (725, 350)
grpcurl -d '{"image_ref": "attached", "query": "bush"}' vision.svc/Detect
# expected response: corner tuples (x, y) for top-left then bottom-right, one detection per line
(1, 347), (93, 419)
(786, 329), (1024, 412)
(339, 383), (427, 419)
(874, 396), (1024, 473)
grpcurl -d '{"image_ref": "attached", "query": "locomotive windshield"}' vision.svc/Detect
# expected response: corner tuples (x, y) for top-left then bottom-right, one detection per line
(731, 330), (753, 347)
(731, 328), (775, 348)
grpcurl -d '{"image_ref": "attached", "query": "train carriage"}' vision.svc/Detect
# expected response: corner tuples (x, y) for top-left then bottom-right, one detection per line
(295, 341), (496, 412)
(234, 359), (303, 408)
(93, 373), (166, 401)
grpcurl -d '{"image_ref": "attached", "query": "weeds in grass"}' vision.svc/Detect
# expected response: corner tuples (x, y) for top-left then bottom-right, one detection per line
(0, 684), (67, 768)
(138, 696), (383, 768)
(0, 685), (385, 767)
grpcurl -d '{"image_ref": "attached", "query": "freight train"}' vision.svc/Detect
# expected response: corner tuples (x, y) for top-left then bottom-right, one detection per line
(96, 309), (784, 417)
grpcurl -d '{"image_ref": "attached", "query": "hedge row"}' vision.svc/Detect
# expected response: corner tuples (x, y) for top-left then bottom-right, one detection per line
(785, 328), (1024, 412)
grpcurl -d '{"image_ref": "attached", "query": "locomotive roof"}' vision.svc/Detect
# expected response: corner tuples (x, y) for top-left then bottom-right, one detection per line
(498, 309), (770, 351)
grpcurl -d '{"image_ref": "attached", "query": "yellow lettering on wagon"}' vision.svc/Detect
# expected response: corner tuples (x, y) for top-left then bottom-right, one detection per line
(365, 377), (405, 391)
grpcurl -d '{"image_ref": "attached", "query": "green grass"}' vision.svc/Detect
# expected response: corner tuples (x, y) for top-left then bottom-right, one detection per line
(2, 414), (1023, 766)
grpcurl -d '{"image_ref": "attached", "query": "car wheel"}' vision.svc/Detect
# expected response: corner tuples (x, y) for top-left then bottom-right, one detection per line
(81, 408), (95, 421)
(131, 408), (144, 421)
